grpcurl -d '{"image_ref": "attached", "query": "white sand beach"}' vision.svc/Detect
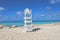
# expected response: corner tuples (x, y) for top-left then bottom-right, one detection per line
(0, 23), (60, 40)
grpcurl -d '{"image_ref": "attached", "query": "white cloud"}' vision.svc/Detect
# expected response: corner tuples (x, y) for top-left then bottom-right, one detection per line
(56, 0), (60, 2)
(0, 7), (5, 11)
(0, 14), (1, 16)
(16, 11), (21, 14)
(46, 6), (51, 11)
(16, 11), (22, 17)
(50, 0), (60, 4)
(50, 0), (56, 4)
(55, 11), (60, 16)
(40, 14), (45, 17)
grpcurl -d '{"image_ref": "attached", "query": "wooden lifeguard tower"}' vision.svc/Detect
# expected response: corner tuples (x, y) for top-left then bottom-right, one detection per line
(24, 8), (32, 32)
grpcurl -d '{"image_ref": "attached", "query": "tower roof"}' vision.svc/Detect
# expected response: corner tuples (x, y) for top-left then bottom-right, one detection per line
(24, 8), (32, 14)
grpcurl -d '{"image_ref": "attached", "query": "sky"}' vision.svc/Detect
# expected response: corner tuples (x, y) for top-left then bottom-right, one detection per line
(0, 0), (60, 21)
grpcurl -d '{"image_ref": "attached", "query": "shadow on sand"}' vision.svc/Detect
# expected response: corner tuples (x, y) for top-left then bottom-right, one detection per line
(26, 28), (41, 32)
(32, 28), (41, 32)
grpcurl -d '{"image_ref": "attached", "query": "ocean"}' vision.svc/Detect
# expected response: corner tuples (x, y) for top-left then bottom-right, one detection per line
(0, 20), (60, 27)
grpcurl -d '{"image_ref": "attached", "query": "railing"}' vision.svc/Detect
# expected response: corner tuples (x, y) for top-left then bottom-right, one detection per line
(24, 21), (32, 23)
(24, 17), (32, 19)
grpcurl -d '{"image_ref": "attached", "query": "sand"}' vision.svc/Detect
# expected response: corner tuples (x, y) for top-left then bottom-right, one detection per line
(0, 23), (60, 40)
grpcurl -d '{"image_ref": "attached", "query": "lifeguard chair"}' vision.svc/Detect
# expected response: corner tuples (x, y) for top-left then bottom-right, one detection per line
(24, 8), (32, 32)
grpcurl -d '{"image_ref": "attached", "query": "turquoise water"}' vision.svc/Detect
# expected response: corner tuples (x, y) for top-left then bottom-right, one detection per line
(0, 20), (60, 27)
(0, 21), (24, 27)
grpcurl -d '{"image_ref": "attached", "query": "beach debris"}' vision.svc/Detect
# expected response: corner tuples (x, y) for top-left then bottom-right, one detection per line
(0, 25), (3, 29)
(3, 26), (10, 29)
(11, 25), (16, 28)
(0, 25), (9, 29)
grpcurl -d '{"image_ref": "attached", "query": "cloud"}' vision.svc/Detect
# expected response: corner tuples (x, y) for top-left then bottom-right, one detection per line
(55, 11), (60, 16)
(40, 14), (45, 17)
(16, 11), (23, 17)
(46, 6), (51, 11)
(50, 0), (60, 4)
(0, 14), (1, 16)
(56, 0), (60, 2)
(16, 11), (21, 14)
(50, 0), (56, 4)
(0, 7), (5, 11)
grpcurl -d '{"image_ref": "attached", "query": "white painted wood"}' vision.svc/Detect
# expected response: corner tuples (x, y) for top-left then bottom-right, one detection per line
(24, 8), (32, 32)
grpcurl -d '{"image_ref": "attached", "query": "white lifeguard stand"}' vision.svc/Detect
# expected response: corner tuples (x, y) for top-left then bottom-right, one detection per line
(24, 8), (32, 32)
